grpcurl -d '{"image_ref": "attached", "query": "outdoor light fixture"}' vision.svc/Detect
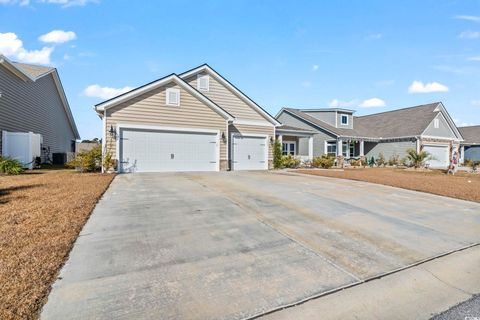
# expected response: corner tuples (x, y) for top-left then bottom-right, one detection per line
(270, 136), (274, 144)
(221, 131), (226, 142)
(108, 125), (117, 139)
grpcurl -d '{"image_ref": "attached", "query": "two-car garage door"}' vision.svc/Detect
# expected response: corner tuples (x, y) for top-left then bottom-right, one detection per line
(119, 128), (218, 173)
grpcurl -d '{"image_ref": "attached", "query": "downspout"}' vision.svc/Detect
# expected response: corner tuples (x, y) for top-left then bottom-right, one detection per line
(101, 109), (106, 173)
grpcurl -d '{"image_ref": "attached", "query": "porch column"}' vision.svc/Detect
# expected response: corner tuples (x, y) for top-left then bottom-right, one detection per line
(359, 140), (364, 157)
(460, 145), (465, 164)
(278, 134), (283, 144)
(308, 136), (313, 160)
(336, 139), (343, 157)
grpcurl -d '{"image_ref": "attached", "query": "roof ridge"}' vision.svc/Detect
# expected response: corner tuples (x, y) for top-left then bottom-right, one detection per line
(356, 102), (441, 118)
(459, 125), (480, 128)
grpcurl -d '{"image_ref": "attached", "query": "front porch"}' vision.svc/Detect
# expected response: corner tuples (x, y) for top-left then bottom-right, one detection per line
(326, 138), (367, 159)
(276, 125), (315, 162)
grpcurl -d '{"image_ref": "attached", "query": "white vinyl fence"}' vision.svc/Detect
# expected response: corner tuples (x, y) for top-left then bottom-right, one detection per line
(1, 131), (42, 169)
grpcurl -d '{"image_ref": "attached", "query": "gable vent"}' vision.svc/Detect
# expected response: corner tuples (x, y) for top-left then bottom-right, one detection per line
(197, 74), (209, 91)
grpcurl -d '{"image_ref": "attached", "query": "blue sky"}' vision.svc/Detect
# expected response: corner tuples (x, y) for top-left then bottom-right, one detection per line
(1, 0), (480, 139)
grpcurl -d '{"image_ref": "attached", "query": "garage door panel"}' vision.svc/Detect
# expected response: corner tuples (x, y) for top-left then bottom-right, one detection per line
(232, 135), (267, 171)
(120, 129), (218, 173)
(424, 145), (449, 168)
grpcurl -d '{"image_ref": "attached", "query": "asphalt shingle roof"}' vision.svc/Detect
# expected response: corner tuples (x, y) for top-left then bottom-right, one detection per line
(283, 102), (442, 139)
(459, 125), (480, 145)
(11, 61), (53, 78)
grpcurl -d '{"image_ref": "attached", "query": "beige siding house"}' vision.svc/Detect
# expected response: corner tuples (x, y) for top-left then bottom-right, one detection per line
(95, 65), (279, 173)
(0, 55), (80, 163)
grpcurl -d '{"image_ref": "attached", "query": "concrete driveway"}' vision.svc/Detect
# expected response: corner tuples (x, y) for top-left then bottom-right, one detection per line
(41, 171), (480, 320)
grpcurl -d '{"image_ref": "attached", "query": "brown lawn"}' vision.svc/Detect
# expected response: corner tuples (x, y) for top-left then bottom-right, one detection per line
(295, 167), (480, 203)
(0, 170), (115, 320)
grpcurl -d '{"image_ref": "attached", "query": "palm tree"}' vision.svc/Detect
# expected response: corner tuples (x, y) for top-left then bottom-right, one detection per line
(406, 148), (430, 169)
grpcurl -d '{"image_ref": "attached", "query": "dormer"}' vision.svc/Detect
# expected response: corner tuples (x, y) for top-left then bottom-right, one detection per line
(302, 108), (355, 129)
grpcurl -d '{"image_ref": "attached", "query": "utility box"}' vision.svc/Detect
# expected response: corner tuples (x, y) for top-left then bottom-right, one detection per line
(52, 153), (67, 165)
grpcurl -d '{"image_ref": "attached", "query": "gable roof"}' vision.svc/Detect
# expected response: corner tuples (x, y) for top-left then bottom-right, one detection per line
(0, 55), (80, 139)
(179, 64), (280, 126)
(459, 125), (480, 145)
(279, 108), (374, 138)
(278, 102), (462, 141)
(94, 73), (234, 121)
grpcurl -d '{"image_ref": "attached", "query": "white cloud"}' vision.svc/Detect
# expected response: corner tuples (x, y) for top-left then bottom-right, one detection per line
(39, 0), (98, 7)
(39, 30), (76, 43)
(83, 84), (134, 100)
(455, 15), (480, 22)
(1, 0), (97, 6)
(0, 32), (53, 64)
(359, 98), (386, 108)
(312, 64), (319, 71)
(468, 56), (480, 61)
(459, 30), (480, 39)
(328, 99), (357, 108)
(366, 33), (382, 40)
(0, 0), (29, 5)
(408, 81), (449, 93)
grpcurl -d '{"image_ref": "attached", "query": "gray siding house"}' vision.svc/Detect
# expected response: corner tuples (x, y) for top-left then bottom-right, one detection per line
(0, 55), (80, 162)
(276, 102), (464, 168)
(459, 125), (480, 162)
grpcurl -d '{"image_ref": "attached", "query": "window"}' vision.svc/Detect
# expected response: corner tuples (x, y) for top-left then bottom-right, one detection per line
(326, 142), (337, 156)
(340, 114), (348, 125)
(282, 142), (296, 155)
(197, 74), (209, 91)
(166, 88), (180, 106)
(434, 118), (439, 129)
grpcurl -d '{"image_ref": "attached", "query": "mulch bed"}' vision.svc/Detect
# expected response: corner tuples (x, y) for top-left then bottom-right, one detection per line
(0, 170), (115, 320)
(295, 167), (480, 203)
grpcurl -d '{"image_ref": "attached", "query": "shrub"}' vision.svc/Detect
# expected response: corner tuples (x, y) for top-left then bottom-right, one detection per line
(273, 140), (283, 169)
(66, 145), (102, 172)
(349, 158), (363, 167)
(406, 148), (430, 169)
(368, 156), (375, 167)
(102, 151), (116, 172)
(388, 154), (400, 166)
(465, 159), (480, 172)
(376, 153), (386, 167)
(312, 155), (335, 169)
(0, 156), (24, 174)
(281, 155), (301, 168)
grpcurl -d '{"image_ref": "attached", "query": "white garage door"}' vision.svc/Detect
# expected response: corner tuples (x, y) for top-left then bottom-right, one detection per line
(119, 128), (218, 173)
(232, 135), (267, 170)
(424, 145), (449, 168)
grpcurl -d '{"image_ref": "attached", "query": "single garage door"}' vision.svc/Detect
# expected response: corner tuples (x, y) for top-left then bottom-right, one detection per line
(232, 135), (267, 170)
(119, 128), (218, 173)
(424, 145), (449, 168)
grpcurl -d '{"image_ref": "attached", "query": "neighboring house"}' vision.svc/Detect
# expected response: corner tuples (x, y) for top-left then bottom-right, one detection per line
(94, 64), (280, 173)
(276, 102), (464, 168)
(459, 125), (480, 162)
(0, 55), (80, 164)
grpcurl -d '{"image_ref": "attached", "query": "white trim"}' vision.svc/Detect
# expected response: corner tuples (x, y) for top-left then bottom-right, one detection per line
(101, 110), (106, 173)
(115, 123), (220, 173)
(282, 140), (297, 156)
(180, 65), (280, 126)
(166, 88), (180, 106)
(339, 113), (349, 126)
(230, 133), (269, 170)
(95, 75), (233, 121)
(421, 112), (459, 141)
(420, 135), (460, 141)
(197, 74), (209, 91)
(233, 118), (274, 127)
(335, 110), (338, 127)
(432, 102), (464, 141)
(434, 118), (439, 129)
(308, 136), (313, 160)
